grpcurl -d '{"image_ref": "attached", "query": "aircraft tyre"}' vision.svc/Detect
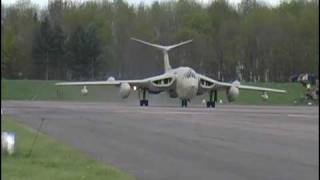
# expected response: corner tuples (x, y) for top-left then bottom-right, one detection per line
(206, 101), (215, 108)
(140, 100), (149, 106)
(181, 99), (188, 107)
(139, 88), (149, 106)
(206, 101), (210, 107)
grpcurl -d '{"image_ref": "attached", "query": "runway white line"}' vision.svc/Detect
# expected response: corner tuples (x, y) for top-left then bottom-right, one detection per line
(288, 114), (318, 119)
(110, 110), (316, 119)
(109, 110), (212, 115)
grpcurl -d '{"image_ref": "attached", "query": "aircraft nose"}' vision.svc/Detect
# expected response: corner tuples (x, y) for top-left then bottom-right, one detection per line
(191, 80), (198, 88)
(190, 83), (198, 91)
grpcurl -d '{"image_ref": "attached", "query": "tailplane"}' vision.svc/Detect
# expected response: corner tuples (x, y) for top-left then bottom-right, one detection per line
(131, 38), (192, 72)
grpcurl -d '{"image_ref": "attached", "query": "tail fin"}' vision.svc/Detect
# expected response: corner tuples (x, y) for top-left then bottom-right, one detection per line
(131, 38), (192, 72)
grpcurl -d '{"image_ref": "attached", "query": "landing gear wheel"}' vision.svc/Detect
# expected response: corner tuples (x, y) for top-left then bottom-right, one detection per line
(140, 100), (149, 106)
(139, 89), (149, 106)
(206, 101), (210, 107)
(181, 99), (188, 107)
(206, 101), (215, 108)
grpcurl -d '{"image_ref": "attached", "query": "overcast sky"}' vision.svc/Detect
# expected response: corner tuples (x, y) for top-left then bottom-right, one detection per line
(2, 0), (282, 7)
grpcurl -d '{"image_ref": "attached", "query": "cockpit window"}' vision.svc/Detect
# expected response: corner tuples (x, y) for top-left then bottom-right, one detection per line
(184, 70), (196, 79)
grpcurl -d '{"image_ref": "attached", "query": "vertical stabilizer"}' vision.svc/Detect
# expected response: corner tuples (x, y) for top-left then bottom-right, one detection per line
(131, 38), (192, 72)
(163, 51), (171, 72)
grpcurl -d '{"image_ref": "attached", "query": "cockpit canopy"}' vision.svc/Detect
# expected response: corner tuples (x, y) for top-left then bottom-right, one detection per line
(184, 69), (196, 79)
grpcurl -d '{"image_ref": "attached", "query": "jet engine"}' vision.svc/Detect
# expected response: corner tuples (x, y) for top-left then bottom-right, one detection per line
(81, 86), (88, 96)
(226, 86), (239, 102)
(119, 83), (131, 99)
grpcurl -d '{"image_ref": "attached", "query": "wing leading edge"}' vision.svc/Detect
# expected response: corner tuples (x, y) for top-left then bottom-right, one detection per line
(197, 74), (286, 93)
(55, 74), (176, 90)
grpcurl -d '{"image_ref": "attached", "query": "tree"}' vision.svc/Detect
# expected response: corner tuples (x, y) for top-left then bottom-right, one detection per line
(85, 24), (102, 80)
(65, 25), (102, 80)
(1, 0), (318, 81)
(32, 15), (52, 80)
(50, 23), (66, 80)
(207, 0), (239, 81)
(2, 1), (38, 78)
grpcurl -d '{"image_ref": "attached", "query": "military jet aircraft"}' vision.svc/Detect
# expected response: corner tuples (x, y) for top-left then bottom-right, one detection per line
(56, 38), (286, 107)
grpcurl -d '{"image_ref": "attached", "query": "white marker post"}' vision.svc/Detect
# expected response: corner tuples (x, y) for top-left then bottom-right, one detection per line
(1, 132), (16, 155)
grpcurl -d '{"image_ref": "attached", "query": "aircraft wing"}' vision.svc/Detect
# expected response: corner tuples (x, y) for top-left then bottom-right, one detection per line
(56, 79), (143, 87)
(197, 74), (286, 93)
(55, 74), (176, 92)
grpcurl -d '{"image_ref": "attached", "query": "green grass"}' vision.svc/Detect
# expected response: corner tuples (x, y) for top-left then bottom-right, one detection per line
(1, 79), (120, 102)
(1, 80), (59, 100)
(229, 82), (308, 105)
(1, 79), (312, 105)
(1, 117), (134, 180)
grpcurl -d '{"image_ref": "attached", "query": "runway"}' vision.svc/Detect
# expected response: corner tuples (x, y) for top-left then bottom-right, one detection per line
(2, 101), (319, 180)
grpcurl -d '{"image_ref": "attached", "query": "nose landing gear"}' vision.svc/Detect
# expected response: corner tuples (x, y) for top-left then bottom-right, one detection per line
(181, 99), (188, 107)
(207, 90), (217, 108)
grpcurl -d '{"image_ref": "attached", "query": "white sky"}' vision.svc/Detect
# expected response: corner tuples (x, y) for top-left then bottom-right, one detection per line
(2, 0), (282, 7)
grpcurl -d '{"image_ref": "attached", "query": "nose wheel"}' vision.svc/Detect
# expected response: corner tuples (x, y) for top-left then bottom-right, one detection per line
(207, 90), (217, 108)
(139, 88), (149, 106)
(181, 99), (188, 107)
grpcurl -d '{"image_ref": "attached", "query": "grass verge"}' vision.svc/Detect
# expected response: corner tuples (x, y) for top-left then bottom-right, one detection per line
(1, 116), (134, 180)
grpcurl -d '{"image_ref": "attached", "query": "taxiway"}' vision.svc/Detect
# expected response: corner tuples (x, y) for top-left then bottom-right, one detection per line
(2, 101), (318, 180)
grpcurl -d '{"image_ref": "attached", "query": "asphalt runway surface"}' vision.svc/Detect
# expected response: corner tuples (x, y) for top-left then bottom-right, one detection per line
(2, 101), (319, 180)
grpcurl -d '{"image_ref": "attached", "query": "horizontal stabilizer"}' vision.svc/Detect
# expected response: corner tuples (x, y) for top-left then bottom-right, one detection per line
(131, 37), (192, 72)
(130, 38), (192, 52)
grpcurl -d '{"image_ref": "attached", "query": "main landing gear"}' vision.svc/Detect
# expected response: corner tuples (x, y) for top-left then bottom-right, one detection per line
(207, 90), (217, 108)
(181, 99), (188, 107)
(139, 88), (149, 106)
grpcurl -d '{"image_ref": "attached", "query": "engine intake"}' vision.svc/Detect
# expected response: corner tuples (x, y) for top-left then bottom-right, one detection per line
(151, 78), (174, 88)
(199, 79), (215, 89)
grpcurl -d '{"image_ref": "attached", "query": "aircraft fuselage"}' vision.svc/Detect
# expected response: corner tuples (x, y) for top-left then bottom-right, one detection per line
(167, 67), (199, 100)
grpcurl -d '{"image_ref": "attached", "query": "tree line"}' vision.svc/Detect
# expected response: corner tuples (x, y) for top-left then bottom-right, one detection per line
(1, 0), (318, 82)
